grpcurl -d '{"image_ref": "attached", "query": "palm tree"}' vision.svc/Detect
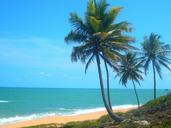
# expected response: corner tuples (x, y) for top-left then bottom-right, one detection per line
(116, 52), (143, 108)
(140, 33), (171, 99)
(65, 0), (134, 122)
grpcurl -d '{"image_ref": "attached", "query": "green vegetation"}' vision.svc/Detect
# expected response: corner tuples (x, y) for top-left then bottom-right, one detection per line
(64, 0), (171, 123)
(140, 33), (171, 99)
(27, 0), (171, 127)
(116, 52), (143, 108)
(24, 93), (171, 128)
(65, 0), (134, 122)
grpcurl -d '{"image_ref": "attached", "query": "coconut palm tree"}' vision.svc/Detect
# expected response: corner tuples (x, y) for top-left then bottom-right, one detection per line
(140, 33), (171, 99)
(116, 52), (143, 108)
(65, 0), (134, 122)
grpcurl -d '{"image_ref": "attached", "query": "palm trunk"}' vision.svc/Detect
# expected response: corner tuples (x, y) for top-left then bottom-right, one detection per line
(132, 80), (140, 108)
(152, 62), (156, 99)
(104, 61), (112, 110)
(96, 55), (123, 122)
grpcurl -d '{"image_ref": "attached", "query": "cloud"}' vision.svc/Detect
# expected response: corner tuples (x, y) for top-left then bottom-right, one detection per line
(0, 34), (98, 88)
(39, 71), (51, 77)
(0, 35), (83, 69)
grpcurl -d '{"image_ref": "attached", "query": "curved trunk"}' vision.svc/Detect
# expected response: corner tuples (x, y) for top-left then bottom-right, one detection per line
(96, 55), (123, 122)
(104, 61), (112, 110)
(152, 62), (156, 99)
(132, 80), (140, 108)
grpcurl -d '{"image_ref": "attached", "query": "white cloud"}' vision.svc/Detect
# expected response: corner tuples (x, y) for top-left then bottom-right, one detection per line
(0, 35), (89, 71)
(39, 71), (51, 77)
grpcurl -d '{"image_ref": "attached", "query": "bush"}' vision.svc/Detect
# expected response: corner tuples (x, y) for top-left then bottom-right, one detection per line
(62, 121), (98, 128)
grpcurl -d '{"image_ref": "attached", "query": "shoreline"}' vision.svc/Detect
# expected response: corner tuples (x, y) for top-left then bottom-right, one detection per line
(0, 107), (137, 128)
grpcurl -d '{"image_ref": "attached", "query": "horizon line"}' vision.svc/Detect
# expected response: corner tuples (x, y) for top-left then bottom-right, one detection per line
(0, 87), (170, 90)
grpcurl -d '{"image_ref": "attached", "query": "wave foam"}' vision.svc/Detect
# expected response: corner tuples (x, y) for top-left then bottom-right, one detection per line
(0, 114), (37, 124)
(112, 104), (138, 109)
(0, 100), (9, 103)
(70, 104), (138, 116)
(0, 104), (137, 124)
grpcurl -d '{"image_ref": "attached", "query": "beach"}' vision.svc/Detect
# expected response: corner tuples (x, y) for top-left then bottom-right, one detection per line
(0, 0), (170, 127)
(0, 88), (168, 127)
(0, 107), (136, 128)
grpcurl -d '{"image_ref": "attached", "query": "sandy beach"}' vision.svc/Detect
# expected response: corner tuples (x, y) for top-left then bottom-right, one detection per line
(0, 107), (136, 128)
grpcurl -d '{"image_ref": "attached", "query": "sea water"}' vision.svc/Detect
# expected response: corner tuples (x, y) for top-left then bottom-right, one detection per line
(0, 87), (170, 124)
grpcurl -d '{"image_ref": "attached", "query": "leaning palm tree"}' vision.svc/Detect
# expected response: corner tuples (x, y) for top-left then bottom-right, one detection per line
(65, 0), (134, 122)
(116, 52), (143, 108)
(140, 33), (171, 99)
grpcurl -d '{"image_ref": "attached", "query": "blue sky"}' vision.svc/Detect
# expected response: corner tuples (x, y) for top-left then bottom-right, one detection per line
(0, 0), (171, 89)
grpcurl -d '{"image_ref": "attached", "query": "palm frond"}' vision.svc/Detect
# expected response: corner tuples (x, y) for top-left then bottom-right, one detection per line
(69, 13), (89, 35)
(95, 0), (108, 18)
(116, 52), (143, 87)
(71, 43), (94, 62)
(87, 0), (96, 16)
(158, 59), (171, 71)
(141, 33), (171, 78)
(88, 16), (101, 32)
(144, 58), (151, 74)
(111, 21), (132, 32)
(153, 61), (162, 79)
(85, 54), (95, 74)
(65, 31), (88, 43)
(66, 0), (134, 75)
(100, 53), (118, 71)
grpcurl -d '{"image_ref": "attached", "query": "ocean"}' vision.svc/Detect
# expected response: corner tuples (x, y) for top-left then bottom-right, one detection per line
(0, 88), (170, 124)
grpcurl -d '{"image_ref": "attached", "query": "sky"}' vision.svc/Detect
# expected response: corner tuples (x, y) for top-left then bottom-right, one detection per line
(0, 0), (171, 89)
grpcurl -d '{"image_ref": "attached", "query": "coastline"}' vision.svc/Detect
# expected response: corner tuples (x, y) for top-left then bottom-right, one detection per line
(0, 107), (137, 128)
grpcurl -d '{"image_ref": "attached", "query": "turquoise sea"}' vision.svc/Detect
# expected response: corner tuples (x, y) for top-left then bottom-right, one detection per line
(0, 88), (170, 124)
